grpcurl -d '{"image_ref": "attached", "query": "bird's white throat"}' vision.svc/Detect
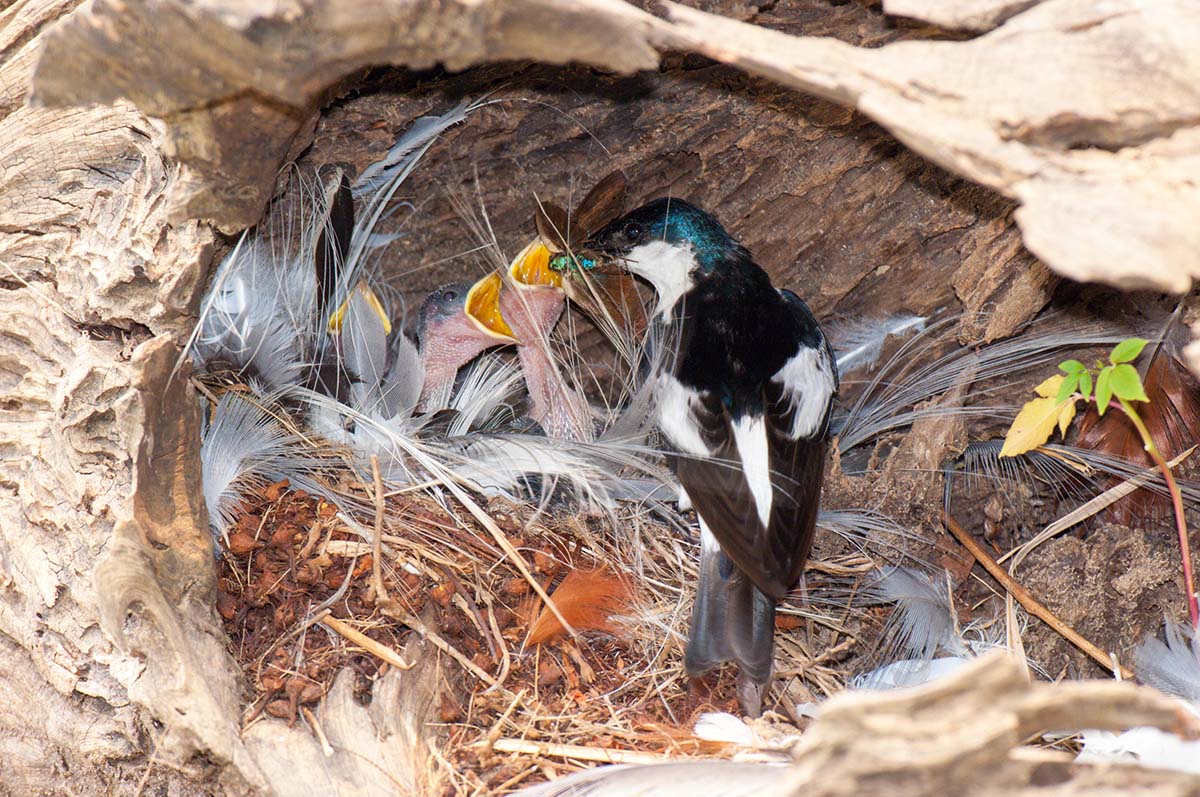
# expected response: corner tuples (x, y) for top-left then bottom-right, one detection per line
(624, 240), (697, 317)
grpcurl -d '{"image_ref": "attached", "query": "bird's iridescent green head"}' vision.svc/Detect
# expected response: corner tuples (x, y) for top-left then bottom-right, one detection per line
(584, 198), (746, 273)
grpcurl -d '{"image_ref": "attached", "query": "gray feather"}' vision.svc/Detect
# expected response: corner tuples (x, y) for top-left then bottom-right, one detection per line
(193, 233), (312, 392)
(440, 434), (659, 509)
(872, 566), (967, 661)
(352, 100), (471, 198)
(837, 318), (1130, 452)
(1134, 620), (1200, 701)
(817, 509), (930, 562)
(378, 331), (424, 419)
(340, 285), (390, 409)
(827, 314), (926, 373)
(446, 354), (523, 434)
(200, 393), (316, 542)
(956, 439), (1200, 508)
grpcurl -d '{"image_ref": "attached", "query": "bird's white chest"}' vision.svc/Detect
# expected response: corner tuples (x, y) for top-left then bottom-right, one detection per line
(623, 240), (696, 318)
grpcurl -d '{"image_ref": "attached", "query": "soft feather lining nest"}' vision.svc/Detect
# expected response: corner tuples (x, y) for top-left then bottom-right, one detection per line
(191, 100), (1200, 794)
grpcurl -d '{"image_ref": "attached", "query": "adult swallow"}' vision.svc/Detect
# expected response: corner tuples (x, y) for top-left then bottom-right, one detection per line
(587, 198), (838, 716)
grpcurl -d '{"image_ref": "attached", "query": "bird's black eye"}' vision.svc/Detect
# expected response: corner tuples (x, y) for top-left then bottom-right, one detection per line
(442, 289), (457, 303)
(623, 222), (643, 241)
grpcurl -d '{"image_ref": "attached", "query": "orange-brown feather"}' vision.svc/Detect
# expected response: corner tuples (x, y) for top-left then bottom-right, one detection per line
(528, 567), (634, 645)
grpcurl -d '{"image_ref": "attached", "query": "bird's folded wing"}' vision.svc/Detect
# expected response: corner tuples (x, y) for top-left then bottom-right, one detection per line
(674, 383), (827, 601)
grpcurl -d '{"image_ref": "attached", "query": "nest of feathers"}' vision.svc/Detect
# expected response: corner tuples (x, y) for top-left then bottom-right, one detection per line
(191, 100), (1200, 794)
(192, 101), (895, 794)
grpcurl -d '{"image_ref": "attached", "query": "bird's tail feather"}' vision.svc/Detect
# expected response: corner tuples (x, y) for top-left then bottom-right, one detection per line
(686, 541), (775, 704)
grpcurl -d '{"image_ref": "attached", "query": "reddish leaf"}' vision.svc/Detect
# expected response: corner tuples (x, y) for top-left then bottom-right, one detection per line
(227, 530), (261, 556)
(263, 479), (290, 502)
(264, 699), (293, 719)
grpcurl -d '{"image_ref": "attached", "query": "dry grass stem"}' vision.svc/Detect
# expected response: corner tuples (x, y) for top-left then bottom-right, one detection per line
(444, 483), (578, 639)
(370, 455), (390, 605)
(395, 609), (501, 688)
(488, 738), (672, 765)
(301, 706), (335, 757)
(321, 615), (414, 670)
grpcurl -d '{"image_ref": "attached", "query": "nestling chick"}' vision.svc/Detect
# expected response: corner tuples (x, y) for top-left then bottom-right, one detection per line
(415, 280), (517, 412)
(461, 242), (595, 441)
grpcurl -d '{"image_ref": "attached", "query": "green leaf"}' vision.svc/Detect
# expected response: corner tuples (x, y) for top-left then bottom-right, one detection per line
(1055, 372), (1080, 403)
(1108, 362), (1150, 402)
(1079, 370), (1093, 400)
(1059, 359), (1086, 375)
(1110, 337), (1149, 365)
(1096, 366), (1113, 415)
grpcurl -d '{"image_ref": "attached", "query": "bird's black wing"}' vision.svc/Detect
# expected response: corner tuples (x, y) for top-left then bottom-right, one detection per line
(760, 381), (830, 591)
(314, 171), (355, 320)
(671, 390), (765, 571)
(674, 392), (828, 600)
(761, 291), (837, 590)
(673, 297), (836, 601)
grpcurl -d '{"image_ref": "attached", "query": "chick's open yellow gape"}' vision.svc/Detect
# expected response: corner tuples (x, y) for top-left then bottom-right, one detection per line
(326, 280), (393, 336)
(464, 271), (518, 341)
(508, 239), (562, 289)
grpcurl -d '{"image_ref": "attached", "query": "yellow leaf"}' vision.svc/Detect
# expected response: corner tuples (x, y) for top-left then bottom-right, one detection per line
(1034, 374), (1065, 399)
(1000, 396), (1064, 457)
(1057, 398), (1078, 437)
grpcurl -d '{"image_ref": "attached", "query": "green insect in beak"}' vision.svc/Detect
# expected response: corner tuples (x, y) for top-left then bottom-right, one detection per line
(548, 252), (598, 274)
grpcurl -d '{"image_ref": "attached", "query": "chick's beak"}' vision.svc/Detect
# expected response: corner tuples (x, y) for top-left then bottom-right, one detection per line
(508, 240), (563, 289)
(327, 280), (393, 335)
(464, 272), (519, 342)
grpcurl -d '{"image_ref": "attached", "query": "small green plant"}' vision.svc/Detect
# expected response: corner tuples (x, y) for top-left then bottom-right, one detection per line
(1001, 338), (1197, 628)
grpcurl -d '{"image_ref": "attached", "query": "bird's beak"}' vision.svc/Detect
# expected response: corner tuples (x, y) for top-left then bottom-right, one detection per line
(327, 281), (393, 336)
(464, 272), (519, 342)
(508, 240), (563, 289)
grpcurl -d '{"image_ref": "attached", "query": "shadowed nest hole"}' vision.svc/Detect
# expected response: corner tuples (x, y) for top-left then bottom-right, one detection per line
(200, 51), (1200, 794)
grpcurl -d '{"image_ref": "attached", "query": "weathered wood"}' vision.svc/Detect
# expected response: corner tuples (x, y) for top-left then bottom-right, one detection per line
(0, 2), (219, 793)
(31, 0), (667, 230)
(661, 0), (1200, 298)
(4, 0), (1199, 794)
(32, 0), (1200, 304)
(883, 0), (1044, 32)
(513, 654), (1200, 796)
(306, 59), (1041, 348)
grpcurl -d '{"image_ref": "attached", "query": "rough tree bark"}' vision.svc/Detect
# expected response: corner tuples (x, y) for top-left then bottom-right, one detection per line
(2, 0), (1198, 794)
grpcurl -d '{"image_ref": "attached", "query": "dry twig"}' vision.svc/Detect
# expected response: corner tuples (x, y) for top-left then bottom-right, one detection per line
(487, 738), (670, 765)
(370, 455), (390, 605)
(942, 511), (1132, 679)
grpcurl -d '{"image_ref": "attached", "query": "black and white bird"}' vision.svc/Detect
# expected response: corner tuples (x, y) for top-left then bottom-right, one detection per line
(585, 198), (838, 716)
